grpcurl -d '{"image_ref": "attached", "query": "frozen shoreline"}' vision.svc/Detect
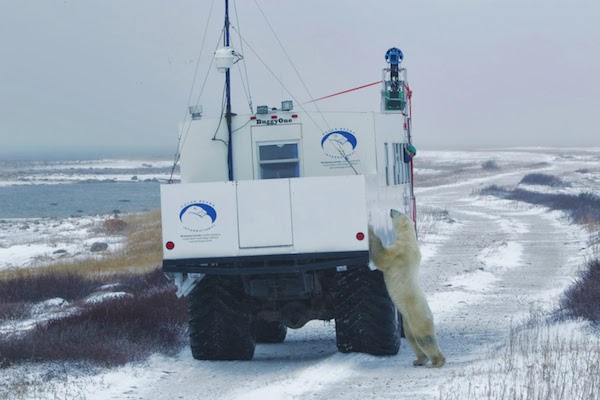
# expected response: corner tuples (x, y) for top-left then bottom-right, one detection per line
(0, 214), (128, 272)
(0, 158), (178, 187)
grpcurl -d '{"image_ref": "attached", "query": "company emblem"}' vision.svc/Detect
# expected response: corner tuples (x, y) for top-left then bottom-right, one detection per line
(179, 202), (217, 232)
(321, 129), (358, 158)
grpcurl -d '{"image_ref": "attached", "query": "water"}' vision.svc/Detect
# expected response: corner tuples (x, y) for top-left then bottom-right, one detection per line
(0, 158), (177, 219)
(0, 182), (161, 218)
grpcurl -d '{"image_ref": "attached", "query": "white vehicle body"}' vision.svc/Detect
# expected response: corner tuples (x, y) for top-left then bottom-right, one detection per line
(159, 14), (414, 357)
(161, 108), (415, 296)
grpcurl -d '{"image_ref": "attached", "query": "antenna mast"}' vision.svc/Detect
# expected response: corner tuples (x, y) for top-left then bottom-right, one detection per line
(225, 0), (233, 180)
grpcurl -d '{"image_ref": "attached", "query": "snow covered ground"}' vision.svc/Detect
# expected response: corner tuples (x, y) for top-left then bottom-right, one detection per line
(0, 215), (125, 271)
(1, 148), (599, 399)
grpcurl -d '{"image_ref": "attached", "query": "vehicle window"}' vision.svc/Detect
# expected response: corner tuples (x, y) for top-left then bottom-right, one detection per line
(258, 143), (300, 179)
(392, 143), (410, 185)
(384, 143), (390, 186)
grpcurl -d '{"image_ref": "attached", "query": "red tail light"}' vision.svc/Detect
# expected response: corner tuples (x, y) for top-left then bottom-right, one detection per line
(166, 241), (175, 250)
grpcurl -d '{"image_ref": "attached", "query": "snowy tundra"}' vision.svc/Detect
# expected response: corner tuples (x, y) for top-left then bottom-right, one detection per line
(1, 147), (599, 400)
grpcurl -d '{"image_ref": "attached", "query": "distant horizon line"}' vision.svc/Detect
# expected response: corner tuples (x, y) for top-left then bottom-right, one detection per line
(1, 145), (598, 162)
(0, 148), (175, 161)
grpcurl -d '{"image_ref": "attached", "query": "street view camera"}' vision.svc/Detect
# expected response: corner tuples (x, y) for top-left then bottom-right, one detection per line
(385, 47), (404, 66)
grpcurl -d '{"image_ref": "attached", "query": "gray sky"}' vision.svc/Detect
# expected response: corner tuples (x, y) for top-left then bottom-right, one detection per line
(1, 0), (598, 159)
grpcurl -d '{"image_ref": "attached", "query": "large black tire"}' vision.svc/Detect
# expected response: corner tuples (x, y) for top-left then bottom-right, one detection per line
(255, 320), (287, 343)
(398, 310), (406, 338)
(335, 265), (400, 355)
(188, 276), (256, 360)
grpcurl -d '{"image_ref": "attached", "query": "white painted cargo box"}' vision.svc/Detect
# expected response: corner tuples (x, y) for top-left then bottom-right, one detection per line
(160, 175), (369, 265)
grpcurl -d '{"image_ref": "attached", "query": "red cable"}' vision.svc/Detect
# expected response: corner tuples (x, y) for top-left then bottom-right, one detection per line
(303, 80), (383, 104)
(404, 83), (417, 223)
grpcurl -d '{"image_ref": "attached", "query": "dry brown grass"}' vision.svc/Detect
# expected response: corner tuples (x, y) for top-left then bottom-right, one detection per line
(118, 210), (163, 268)
(584, 220), (600, 258)
(0, 210), (163, 280)
(437, 318), (600, 400)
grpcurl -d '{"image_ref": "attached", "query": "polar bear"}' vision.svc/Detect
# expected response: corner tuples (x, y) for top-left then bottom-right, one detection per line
(369, 209), (446, 368)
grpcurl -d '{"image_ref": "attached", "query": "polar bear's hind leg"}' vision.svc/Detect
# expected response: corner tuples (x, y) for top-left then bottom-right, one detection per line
(401, 317), (428, 366)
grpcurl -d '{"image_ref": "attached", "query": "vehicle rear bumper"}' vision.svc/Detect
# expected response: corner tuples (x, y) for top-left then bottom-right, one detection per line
(162, 251), (369, 275)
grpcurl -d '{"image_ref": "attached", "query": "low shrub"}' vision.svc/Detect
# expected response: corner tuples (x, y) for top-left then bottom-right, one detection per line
(480, 186), (600, 224)
(520, 173), (569, 187)
(479, 185), (508, 197)
(0, 302), (30, 321)
(559, 258), (600, 323)
(0, 272), (101, 303)
(481, 160), (499, 170)
(0, 268), (187, 368)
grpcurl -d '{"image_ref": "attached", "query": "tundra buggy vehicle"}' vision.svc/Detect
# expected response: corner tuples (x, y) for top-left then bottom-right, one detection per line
(161, 37), (416, 359)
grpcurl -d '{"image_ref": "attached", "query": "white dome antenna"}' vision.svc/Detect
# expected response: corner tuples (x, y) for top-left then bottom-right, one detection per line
(214, 47), (243, 73)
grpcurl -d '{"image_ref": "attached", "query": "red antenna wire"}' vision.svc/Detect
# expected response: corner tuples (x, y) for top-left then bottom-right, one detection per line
(303, 80), (383, 104)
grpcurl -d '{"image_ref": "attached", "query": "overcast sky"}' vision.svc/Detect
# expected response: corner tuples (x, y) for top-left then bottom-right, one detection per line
(0, 0), (598, 159)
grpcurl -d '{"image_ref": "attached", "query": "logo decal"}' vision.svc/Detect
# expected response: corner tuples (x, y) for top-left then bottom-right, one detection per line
(179, 202), (217, 232)
(321, 129), (358, 158)
(256, 118), (293, 125)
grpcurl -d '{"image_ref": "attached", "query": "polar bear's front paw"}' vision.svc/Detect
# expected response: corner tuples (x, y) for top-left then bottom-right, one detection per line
(412, 356), (428, 367)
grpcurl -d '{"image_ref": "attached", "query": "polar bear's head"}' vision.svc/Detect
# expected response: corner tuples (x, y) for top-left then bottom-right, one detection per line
(390, 209), (412, 230)
(390, 209), (418, 245)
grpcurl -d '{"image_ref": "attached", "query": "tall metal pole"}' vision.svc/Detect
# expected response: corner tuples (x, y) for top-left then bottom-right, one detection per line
(225, 0), (234, 180)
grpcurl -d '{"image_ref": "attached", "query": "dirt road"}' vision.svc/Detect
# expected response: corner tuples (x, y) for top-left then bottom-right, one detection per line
(90, 149), (594, 400)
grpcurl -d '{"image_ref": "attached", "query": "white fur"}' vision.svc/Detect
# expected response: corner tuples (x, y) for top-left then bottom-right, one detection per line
(369, 210), (446, 368)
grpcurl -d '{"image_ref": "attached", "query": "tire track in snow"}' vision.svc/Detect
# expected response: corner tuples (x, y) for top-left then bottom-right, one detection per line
(421, 187), (587, 365)
(230, 353), (359, 400)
